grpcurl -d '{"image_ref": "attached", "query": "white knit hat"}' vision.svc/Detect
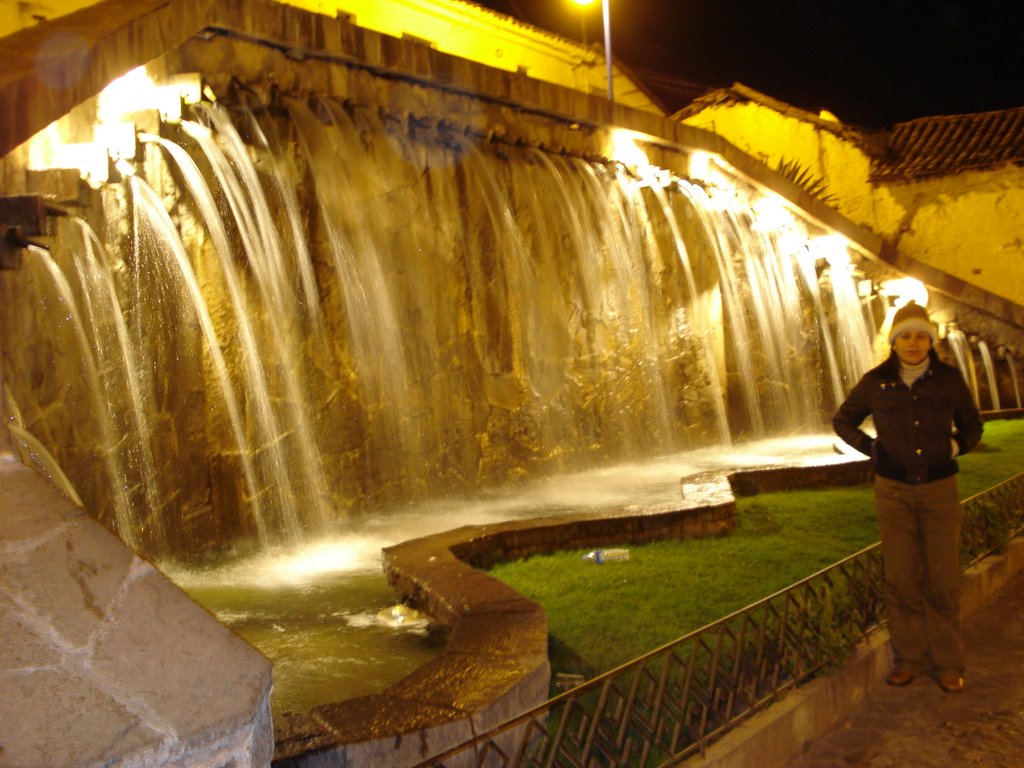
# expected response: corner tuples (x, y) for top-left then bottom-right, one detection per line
(888, 302), (937, 345)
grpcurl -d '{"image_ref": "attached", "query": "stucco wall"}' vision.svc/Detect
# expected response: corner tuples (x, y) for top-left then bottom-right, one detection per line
(680, 100), (1024, 308)
(880, 168), (1024, 309)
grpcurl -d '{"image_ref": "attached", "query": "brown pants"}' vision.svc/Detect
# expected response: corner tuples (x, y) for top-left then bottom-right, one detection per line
(875, 474), (964, 675)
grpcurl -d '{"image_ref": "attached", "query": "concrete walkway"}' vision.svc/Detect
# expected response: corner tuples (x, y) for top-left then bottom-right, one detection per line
(787, 567), (1024, 768)
(685, 538), (1024, 768)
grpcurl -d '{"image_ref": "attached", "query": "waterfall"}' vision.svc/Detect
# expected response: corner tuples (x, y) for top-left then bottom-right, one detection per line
(1007, 350), (1023, 409)
(148, 122), (332, 536)
(826, 258), (875, 392)
(22, 247), (136, 544)
(129, 173), (270, 541)
(1, 94), (883, 558)
(68, 220), (162, 532)
(977, 340), (1001, 411)
(946, 328), (981, 407)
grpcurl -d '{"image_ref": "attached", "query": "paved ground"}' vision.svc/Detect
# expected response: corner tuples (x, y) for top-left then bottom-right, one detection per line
(788, 569), (1024, 767)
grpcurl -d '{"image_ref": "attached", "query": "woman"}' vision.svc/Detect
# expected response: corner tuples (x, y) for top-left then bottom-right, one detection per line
(833, 301), (982, 692)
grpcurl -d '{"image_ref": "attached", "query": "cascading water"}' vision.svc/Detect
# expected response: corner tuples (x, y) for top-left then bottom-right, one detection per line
(2, 92), (880, 716)
(947, 327), (981, 407)
(21, 245), (137, 544)
(1007, 350), (1023, 409)
(977, 340), (1001, 411)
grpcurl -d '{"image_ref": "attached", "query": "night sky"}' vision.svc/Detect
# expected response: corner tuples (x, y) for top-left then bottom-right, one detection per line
(473, 0), (1024, 129)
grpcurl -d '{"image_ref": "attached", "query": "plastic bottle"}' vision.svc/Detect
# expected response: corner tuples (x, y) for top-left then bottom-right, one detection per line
(582, 548), (630, 564)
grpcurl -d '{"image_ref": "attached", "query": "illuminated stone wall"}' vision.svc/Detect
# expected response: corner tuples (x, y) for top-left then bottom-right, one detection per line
(0, 0), (663, 113)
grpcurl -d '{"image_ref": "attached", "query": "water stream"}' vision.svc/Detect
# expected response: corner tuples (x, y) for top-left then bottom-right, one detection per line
(2, 94), (879, 716)
(977, 340), (1001, 411)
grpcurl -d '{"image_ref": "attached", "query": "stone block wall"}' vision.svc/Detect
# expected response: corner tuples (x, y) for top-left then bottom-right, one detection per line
(0, 455), (274, 766)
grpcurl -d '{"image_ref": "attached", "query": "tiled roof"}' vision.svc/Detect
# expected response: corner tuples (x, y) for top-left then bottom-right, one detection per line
(870, 106), (1024, 182)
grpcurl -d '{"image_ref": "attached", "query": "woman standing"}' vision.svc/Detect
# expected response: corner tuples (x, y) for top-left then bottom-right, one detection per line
(833, 301), (982, 692)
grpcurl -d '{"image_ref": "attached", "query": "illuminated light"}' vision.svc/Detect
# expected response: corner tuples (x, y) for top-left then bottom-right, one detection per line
(879, 277), (929, 308)
(114, 158), (136, 178)
(819, 109), (840, 123)
(775, 227), (811, 260)
(94, 121), (136, 160)
(26, 122), (65, 171)
(808, 234), (851, 267)
(607, 130), (674, 188)
(154, 86), (185, 123)
(263, 538), (383, 584)
(688, 151), (717, 182)
(751, 194), (796, 232)
(54, 142), (109, 184)
(98, 67), (200, 124)
(168, 73), (203, 106)
(26, 68), (203, 185)
(687, 151), (743, 203)
(98, 67), (154, 123)
(703, 182), (744, 213)
(609, 129), (650, 169)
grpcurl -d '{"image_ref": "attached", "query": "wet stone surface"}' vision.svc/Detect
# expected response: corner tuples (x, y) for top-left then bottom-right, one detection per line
(789, 569), (1024, 768)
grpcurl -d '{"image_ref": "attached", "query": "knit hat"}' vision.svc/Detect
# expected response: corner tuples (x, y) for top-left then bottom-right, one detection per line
(888, 301), (937, 345)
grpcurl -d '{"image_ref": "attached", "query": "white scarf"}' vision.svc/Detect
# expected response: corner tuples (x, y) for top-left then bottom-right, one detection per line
(899, 358), (929, 389)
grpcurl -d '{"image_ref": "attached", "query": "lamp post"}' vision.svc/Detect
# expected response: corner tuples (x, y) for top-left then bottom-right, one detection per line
(571, 0), (613, 102)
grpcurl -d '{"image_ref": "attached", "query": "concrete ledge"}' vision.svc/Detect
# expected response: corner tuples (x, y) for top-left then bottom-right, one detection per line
(680, 536), (1024, 768)
(0, 457), (274, 767)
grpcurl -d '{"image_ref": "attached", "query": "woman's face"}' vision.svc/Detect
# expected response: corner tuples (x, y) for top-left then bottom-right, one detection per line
(893, 330), (932, 366)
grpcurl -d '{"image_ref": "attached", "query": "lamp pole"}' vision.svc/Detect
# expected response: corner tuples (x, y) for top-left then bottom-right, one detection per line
(571, 0), (613, 102)
(601, 0), (612, 102)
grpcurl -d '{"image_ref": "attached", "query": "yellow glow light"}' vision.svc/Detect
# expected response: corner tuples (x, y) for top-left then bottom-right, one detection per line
(687, 151), (742, 203)
(94, 122), (136, 160)
(114, 158), (136, 178)
(688, 151), (716, 182)
(98, 66), (198, 124)
(608, 129), (674, 187)
(98, 67), (154, 123)
(265, 539), (381, 584)
(56, 142), (109, 183)
(879, 277), (929, 308)
(609, 129), (650, 169)
(808, 234), (851, 267)
(570, 0), (597, 5)
(751, 194), (796, 232)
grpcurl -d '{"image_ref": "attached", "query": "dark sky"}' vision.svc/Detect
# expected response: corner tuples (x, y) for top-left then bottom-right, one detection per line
(473, 0), (1024, 129)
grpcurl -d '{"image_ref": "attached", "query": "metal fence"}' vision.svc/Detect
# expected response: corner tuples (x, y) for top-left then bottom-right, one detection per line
(417, 472), (1024, 768)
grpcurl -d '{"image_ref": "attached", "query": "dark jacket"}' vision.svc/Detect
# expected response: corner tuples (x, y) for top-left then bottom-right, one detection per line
(833, 351), (983, 484)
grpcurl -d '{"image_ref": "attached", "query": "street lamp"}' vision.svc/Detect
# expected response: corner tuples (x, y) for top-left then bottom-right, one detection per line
(570, 0), (613, 102)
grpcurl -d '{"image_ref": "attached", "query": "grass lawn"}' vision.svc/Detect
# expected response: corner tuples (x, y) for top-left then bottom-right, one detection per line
(489, 418), (1024, 678)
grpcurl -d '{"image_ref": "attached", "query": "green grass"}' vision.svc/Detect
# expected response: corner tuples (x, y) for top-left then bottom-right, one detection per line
(489, 418), (1024, 678)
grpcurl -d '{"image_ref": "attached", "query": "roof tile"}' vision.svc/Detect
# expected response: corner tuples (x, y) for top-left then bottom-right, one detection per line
(871, 107), (1024, 182)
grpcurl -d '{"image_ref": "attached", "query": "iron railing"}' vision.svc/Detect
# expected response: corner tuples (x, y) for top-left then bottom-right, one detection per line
(961, 472), (1024, 566)
(417, 472), (1024, 768)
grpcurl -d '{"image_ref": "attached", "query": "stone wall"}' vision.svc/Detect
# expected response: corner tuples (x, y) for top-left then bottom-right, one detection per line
(0, 456), (274, 766)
